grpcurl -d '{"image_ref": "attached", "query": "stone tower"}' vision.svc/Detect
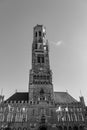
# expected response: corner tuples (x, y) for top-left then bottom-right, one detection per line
(29, 25), (54, 104)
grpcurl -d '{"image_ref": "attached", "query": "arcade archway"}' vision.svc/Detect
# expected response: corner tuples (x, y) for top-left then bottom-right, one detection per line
(73, 126), (78, 130)
(39, 125), (47, 130)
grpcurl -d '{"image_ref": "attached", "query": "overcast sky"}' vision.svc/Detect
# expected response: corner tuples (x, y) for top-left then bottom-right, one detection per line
(0, 0), (87, 104)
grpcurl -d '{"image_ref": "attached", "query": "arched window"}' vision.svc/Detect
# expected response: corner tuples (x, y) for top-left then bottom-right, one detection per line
(1, 128), (4, 130)
(79, 126), (84, 130)
(73, 126), (78, 130)
(64, 126), (67, 130)
(68, 126), (72, 130)
(39, 38), (42, 43)
(39, 31), (41, 36)
(18, 127), (21, 130)
(13, 128), (16, 130)
(40, 88), (44, 95)
(23, 128), (27, 130)
(30, 101), (32, 104)
(34, 75), (36, 79)
(37, 55), (44, 63)
(58, 126), (63, 130)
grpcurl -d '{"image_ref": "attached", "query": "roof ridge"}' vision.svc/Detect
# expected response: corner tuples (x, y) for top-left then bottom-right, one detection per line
(54, 91), (67, 93)
(16, 92), (28, 93)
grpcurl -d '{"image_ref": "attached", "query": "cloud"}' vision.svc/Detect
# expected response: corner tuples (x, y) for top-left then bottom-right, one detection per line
(56, 40), (63, 46)
(50, 40), (64, 46)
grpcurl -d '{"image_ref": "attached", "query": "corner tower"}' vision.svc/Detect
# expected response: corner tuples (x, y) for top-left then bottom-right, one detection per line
(29, 25), (54, 104)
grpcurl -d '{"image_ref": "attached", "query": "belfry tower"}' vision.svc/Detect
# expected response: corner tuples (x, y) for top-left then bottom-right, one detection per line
(29, 25), (54, 104)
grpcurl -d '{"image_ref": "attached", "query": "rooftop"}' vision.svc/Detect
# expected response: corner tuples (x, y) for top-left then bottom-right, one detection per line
(5, 91), (77, 103)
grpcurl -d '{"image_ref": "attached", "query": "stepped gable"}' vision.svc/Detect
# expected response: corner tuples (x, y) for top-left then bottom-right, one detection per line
(54, 92), (77, 103)
(5, 92), (28, 103)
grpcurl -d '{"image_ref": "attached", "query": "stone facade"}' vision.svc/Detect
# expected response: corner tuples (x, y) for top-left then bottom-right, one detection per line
(0, 25), (86, 130)
(29, 25), (54, 104)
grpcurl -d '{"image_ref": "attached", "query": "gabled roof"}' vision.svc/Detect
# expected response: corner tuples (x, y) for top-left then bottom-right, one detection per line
(5, 92), (28, 103)
(5, 91), (77, 103)
(54, 92), (77, 103)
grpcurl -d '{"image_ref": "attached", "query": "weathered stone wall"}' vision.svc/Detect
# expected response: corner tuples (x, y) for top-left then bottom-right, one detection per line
(0, 101), (85, 130)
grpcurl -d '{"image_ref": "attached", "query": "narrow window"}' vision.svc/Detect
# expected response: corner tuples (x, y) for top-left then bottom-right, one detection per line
(38, 56), (40, 63)
(40, 88), (44, 95)
(33, 109), (35, 116)
(30, 101), (32, 104)
(47, 76), (49, 79)
(35, 32), (37, 37)
(39, 31), (41, 36)
(39, 38), (42, 43)
(42, 57), (44, 63)
(35, 44), (37, 49)
(18, 127), (21, 130)
(34, 75), (36, 79)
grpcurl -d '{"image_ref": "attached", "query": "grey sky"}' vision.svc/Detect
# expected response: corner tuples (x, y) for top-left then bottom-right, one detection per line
(0, 0), (87, 103)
